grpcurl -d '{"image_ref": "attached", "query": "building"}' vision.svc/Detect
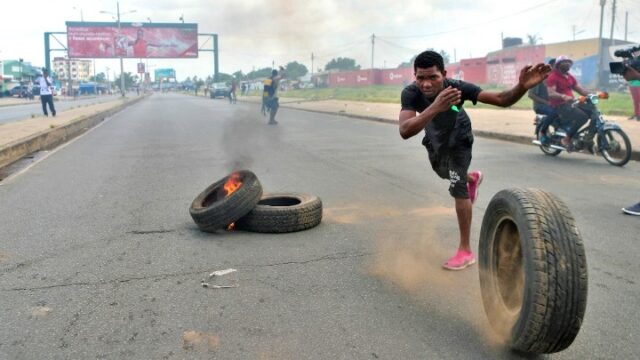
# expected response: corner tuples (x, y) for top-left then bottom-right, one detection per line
(1, 59), (41, 95)
(318, 37), (637, 89)
(53, 57), (93, 82)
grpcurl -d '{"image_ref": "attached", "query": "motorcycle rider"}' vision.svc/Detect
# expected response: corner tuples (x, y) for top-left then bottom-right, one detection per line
(528, 58), (558, 144)
(546, 56), (589, 150)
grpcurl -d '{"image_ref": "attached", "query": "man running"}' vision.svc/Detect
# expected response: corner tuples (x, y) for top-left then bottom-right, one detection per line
(398, 50), (550, 270)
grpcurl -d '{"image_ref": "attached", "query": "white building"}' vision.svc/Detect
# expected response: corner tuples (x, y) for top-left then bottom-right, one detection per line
(53, 57), (92, 82)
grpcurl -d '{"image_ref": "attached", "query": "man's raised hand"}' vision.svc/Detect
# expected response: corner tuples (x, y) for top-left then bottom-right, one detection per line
(518, 63), (552, 89)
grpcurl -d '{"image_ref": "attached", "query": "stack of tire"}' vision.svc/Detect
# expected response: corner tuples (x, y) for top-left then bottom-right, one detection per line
(189, 170), (322, 233)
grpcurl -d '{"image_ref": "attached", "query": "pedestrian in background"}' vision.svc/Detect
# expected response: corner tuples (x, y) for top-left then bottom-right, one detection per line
(622, 65), (640, 216)
(37, 68), (56, 117)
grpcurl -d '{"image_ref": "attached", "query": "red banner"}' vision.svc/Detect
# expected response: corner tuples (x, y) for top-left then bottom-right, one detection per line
(67, 22), (198, 58)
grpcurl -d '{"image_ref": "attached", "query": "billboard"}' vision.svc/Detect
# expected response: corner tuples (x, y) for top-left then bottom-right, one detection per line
(155, 68), (176, 81)
(66, 22), (198, 58)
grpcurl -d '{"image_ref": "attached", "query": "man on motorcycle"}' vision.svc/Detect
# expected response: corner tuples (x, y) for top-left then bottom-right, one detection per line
(546, 56), (589, 149)
(528, 58), (558, 144)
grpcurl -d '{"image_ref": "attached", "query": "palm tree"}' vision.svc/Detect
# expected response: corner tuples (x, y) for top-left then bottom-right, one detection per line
(526, 34), (542, 45)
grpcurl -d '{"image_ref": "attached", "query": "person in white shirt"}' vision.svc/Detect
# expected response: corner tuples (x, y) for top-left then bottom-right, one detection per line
(37, 68), (56, 117)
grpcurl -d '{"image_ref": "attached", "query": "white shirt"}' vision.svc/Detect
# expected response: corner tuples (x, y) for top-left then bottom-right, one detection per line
(37, 76), (54, 95)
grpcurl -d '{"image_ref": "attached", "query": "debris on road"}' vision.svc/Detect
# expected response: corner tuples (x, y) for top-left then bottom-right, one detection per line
(201, 283), (238, 289)
(208, 268), (237, 277)
(31, 306), (52, 317)
(200, 268), (239, 289)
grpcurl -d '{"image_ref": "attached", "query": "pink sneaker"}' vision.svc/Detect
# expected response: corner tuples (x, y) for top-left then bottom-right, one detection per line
(467, 170), (483, 204)
(443, 250), (476, 270)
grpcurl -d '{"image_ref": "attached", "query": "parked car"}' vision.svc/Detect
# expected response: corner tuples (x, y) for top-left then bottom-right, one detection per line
(209, 82), (230, 99)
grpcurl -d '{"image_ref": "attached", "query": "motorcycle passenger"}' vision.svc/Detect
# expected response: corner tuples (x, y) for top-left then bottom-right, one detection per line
(546, 56), (589, 149)
(528, 58), (558, 144)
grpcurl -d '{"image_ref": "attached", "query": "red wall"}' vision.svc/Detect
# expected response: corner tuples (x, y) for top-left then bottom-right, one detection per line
(379, 67), (414, 85)
(329, 70), (382, 87)
(486, 46), (545, 86)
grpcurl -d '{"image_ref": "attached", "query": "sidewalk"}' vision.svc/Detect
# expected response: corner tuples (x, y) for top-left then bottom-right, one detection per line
(238, 95), (640, 160)
(0, 95), (102, 108)
(0, 96), (146, 170)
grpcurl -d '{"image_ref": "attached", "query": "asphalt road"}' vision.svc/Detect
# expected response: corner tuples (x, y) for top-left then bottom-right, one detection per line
(0, 95), (120, 124)
(0, 93), (638, 359)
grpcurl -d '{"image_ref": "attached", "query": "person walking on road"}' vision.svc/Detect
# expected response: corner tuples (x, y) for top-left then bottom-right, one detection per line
(398, 50), (551, 270)
(621, 65), (640, 216)
(37, 68), (56, 117)
(264, 67), (286, 125)
(626, 66), (640, 121)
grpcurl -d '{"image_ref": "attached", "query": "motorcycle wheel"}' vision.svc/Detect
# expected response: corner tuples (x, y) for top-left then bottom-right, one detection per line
(599, 128), (631, 166)
(538, 125), (561, 156)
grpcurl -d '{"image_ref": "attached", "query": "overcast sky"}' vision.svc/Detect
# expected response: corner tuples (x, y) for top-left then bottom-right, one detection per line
(1, 0), (639, 80)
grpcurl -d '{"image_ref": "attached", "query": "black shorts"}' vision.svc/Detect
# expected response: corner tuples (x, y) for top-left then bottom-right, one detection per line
(424, 137), (473, 199)
(266, 97), (279, 110)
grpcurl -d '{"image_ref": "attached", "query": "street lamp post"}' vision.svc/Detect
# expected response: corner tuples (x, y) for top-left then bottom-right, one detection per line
(100, 2), (136, 97)
(19, 58), (23, 84)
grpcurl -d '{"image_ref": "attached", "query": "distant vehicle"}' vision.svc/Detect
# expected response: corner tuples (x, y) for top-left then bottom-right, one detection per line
(10, 85), (29, 97)
(209, 82), (230, 99)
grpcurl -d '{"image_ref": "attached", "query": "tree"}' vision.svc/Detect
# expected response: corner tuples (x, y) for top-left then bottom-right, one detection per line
(113, 72), (136, 90)
(324, 57), (360, 71)
(232, 71), (244, 81)
(527, 34), (542, 45)
(90, 72), (106, 83)
(439, 50), (450, 64)
(284, 61), (308, 79)
(246, 67), (273, 80)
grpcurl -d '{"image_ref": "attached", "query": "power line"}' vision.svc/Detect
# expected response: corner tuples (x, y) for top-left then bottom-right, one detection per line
(381, 0), (561, 39)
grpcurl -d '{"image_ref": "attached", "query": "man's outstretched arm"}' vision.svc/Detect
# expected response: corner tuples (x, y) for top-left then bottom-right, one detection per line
(477, 63), (552, 108)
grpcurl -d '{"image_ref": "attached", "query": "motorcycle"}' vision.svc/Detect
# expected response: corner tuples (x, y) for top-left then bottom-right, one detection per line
(532, 92), (632, 166)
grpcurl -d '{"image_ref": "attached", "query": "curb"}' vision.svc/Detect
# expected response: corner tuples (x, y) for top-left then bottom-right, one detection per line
(274, 102), (640, 162)
(0, 96), (148, 170)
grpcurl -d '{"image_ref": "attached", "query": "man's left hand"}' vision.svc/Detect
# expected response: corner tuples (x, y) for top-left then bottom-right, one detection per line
(518, 63), (552, 89)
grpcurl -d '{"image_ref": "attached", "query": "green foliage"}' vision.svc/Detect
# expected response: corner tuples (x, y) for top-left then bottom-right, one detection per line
(285, 61), (308, 79)
(113, 72), (137, 89)
(246, 67), (273, 80)
(325, 57), (360, 71)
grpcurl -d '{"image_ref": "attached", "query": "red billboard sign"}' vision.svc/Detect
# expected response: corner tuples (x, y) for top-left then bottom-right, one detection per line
(66, 22), (198, 58)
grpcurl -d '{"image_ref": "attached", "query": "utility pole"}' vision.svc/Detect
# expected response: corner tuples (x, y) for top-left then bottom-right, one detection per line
(610, 0), (617, 46)
(624, 11), (628, 41)
(311, 52), (314, 76)
(597, 0), (606, 89)
(117, 2), (124, 97)
(371, 33), (375, 69)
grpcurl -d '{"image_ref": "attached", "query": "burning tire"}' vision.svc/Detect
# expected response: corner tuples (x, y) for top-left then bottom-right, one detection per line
(189, 170), (263, 232)
(236, 193), (322, 233)
(478, 188), (587, 354)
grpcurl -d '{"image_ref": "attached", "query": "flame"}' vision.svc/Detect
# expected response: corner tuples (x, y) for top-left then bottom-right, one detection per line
(227, 222), (236, 231)
(598, 91), (609, 99)
(223, 172), (242, 197)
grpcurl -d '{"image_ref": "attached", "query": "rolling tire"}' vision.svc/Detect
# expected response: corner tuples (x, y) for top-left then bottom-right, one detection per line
(189, 170), (263, 232)
(236, 193), (322, 233)
(478, 188), (588, 354)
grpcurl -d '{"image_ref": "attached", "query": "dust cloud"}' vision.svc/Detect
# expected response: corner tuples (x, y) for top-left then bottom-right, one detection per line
(182, 330), (220, 352)
(365, 206), (517, 349)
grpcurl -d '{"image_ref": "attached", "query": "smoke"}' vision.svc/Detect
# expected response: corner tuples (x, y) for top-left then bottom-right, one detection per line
(220, 106), (275, 172)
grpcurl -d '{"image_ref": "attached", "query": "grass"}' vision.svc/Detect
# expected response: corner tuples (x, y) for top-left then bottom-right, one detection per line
(275, 84), (636, 117)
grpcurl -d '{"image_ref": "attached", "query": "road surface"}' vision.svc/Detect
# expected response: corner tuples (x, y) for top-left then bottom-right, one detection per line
(1, 93), (638, 359)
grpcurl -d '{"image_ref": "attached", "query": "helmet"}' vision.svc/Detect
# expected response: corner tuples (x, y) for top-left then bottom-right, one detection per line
(555, 55), (573, 66)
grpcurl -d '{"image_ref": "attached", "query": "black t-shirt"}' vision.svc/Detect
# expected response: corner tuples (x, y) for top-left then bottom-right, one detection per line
(528, 82), (548, 110)
(401, 78), (481, 155)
